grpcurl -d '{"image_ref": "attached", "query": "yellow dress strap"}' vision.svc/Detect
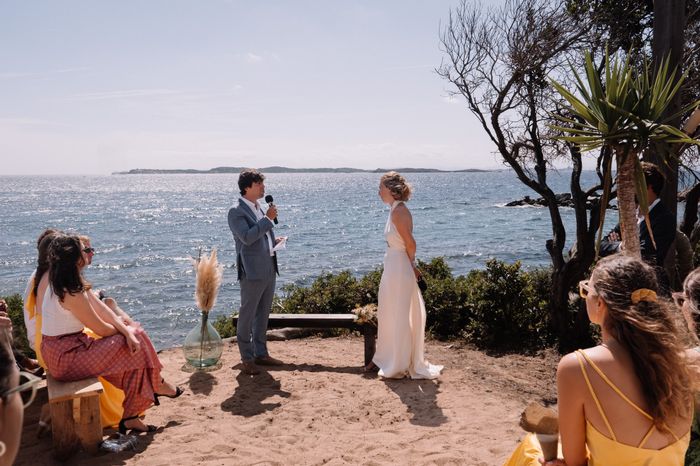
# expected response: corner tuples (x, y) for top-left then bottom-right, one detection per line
(575, 350), (617, 441)
(577, 350), (653, 420)
(637, 424), (656, 448)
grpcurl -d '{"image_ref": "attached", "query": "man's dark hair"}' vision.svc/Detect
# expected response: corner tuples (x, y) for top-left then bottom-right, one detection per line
(641, 162), (665, 196)
(238, 169), (265, 196)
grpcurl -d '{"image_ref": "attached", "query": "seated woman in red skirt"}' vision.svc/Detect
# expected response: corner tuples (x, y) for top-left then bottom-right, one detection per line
(41, 234), (182, 433)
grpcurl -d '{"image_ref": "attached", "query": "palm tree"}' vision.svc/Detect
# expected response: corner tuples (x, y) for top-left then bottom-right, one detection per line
(550, 50), (697, 258)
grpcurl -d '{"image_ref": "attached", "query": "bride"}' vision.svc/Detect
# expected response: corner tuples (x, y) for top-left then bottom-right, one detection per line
(367, 171), (443, 379)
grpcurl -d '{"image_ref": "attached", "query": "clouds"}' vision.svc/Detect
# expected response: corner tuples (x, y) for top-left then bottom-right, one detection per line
(0, 1), (500, 175)
(245, 52), (263, 63)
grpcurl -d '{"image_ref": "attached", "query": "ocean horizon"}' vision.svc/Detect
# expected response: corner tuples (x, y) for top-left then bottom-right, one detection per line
(1, 171), (607, 349)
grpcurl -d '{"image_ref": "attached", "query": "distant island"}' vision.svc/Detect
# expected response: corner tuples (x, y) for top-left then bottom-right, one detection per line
(113, 166), (494, 175)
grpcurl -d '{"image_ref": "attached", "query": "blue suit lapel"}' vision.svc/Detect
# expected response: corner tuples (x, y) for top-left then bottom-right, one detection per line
(238, 198), (258, 223)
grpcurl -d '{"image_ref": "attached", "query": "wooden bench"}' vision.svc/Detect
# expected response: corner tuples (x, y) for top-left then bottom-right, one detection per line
(47, 373), (104, 458)
(232, 313), (377, 365)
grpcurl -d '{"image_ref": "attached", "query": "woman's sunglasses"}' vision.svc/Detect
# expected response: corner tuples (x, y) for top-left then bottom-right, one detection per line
(83, 247), (95, 254)
(579, 280), (593, 298)
(2, 371), (42, 408)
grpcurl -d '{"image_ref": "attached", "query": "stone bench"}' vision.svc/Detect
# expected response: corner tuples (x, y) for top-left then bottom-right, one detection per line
(232, 313), (377, 365)
(47, 373), (103, 458)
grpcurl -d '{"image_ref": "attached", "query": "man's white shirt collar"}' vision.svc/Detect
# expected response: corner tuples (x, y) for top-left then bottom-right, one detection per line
(240, 196), (260, 212)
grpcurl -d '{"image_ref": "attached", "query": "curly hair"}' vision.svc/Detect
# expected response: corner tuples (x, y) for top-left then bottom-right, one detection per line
(380, 171), (412, 201)
(48, 235), (91, 302)
(238, 169), (265, 196)
(33, 229), (62, 298)
(590, 255), (693, 430)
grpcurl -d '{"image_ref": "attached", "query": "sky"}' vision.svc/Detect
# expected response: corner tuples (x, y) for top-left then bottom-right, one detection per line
(0, 0), (502, 175)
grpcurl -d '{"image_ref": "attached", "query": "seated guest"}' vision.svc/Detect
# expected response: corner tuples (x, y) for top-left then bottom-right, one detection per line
(23, 228), (61, 367)
(79, 235), (142, 332)
(600, 162), (676, 293)
(41, 235), (182, 434)
(504, 255), (696, 466)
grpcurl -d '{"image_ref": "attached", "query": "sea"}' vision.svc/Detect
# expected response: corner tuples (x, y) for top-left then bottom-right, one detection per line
(1, 171), (611, 349)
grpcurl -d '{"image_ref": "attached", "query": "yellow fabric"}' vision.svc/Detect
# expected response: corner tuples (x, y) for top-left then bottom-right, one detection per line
(502, 433), (561, 466)
(575, 349), (689, 466)
(33, 305), (126, 428)
(585, 421), (689, 466)
(25, 284), (36, 319)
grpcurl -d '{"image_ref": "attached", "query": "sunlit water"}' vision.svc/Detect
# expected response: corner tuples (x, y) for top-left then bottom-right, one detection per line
(0, 171), (609, 349)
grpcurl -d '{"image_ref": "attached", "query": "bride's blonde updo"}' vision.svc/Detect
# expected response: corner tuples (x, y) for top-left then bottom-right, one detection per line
(381, 171), (412, 201)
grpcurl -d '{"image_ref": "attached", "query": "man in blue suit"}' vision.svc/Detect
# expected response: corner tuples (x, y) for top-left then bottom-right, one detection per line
(228, 169), (282, 375)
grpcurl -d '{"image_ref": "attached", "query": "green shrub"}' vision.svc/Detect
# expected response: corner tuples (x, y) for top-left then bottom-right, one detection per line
(419, 258), (471, 340)
(213, 314), (236, 339)
(279, 269), (377, 314)
(462, 260), (554, 352)
(2, 294), (35, 358)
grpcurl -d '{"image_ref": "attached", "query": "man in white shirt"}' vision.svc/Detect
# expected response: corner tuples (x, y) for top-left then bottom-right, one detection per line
(228, 169), (282, 375)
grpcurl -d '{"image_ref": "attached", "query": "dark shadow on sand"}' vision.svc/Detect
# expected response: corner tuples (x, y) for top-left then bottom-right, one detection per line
(384, 378), (447, 427)
(220, 365), (291, 417)
(188, 371), (217, 396)
(269, 362), (362, 375)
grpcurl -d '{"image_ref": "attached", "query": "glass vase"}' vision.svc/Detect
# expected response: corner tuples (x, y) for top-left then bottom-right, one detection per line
(183, 311), (223, 368)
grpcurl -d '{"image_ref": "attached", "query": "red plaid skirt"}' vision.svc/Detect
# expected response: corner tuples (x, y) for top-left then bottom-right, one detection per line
(42, 331), (162, 417)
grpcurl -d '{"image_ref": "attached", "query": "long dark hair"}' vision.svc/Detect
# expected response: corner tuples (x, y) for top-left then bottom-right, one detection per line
(33, 228), (61, 297)
(48, 235), (90, 301)
(591, 255), (692, 430)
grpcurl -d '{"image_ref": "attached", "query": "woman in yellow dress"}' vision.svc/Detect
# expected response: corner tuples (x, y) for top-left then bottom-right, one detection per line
(504, 255), (697, 466)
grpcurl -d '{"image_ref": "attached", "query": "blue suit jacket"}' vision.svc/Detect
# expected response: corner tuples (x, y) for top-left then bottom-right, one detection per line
(228, 199), (278, 280)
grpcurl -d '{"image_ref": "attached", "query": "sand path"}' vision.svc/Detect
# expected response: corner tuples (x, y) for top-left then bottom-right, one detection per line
(16, 335), (558, 465)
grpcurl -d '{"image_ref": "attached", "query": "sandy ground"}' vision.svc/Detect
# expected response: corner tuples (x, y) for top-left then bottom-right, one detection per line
(15, 335), (559, 465)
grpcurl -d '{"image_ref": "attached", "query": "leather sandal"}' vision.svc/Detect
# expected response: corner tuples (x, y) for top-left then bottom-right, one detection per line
(118, 416), (157, 434)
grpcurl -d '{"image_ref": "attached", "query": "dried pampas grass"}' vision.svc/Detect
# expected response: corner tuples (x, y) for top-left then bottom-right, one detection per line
(193, 249), (224, 313)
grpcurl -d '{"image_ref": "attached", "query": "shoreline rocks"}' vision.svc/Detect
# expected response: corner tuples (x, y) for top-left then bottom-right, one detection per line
(505, 193), (617, 210)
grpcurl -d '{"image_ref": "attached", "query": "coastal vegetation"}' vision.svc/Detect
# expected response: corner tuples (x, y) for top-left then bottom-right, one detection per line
(438, 0), (700, 350)
(213, 257), (564, 353)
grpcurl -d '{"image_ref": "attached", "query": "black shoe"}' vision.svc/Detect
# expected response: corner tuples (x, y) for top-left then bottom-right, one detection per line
(154, 386), (184, 406)
(118, 416), (157, 434)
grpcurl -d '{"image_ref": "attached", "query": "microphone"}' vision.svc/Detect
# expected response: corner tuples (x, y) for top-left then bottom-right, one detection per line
(264, 194), (279, 224)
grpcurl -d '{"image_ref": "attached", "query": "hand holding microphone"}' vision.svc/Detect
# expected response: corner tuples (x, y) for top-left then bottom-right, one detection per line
(265, 194), (279, 224)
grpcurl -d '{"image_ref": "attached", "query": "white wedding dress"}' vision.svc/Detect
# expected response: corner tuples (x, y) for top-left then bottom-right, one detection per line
(372, 200), (443, 379)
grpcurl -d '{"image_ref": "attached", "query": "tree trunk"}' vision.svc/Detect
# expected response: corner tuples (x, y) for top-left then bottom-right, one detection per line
(615, 146), (642, 258)
(650, 0), (685, 220)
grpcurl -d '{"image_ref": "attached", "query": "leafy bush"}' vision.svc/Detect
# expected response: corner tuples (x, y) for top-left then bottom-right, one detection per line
(463, 260), (554, 351)
(419, 258), (471, 340)
(212, 314), (237, 339)
(279, 269), (378, 314)
(2, 294), (35, 358)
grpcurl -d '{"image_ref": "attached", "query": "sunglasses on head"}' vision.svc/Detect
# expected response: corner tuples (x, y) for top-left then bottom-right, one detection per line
(579, 280), (593, 299)
(2, 371), (42, 408)
(83, 247), (95, 254)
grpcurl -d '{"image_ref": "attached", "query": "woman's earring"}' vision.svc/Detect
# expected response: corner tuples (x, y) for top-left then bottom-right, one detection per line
(0, 440), (6, 456)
